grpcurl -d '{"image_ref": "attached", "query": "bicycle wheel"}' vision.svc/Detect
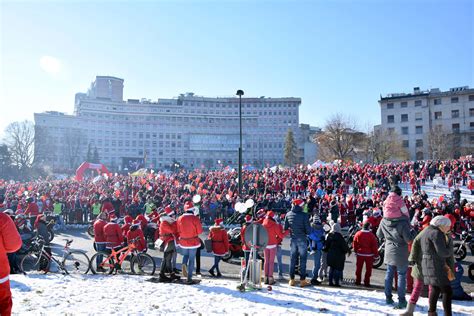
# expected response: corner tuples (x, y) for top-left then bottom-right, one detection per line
(63, 251), (90, 274)
(131, 253), (156, 275)
(20, 252), (50, 274)
(89, 251), (114, 275)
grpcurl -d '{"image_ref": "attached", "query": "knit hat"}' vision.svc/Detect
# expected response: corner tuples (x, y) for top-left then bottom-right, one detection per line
(430, 215), (451, 228)
(331, 222), (342, 234)
(214, 218), (224, 227)
(266, 210), (275, 218)
(244, 215), (252, 223)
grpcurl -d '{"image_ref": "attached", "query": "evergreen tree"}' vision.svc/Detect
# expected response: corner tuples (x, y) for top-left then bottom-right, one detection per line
(284, 128), (298, 166)
(92, 147), (100, 163)
(86, 143), (93, 162)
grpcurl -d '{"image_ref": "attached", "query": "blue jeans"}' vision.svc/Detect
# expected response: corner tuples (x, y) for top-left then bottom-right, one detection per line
(276, 245), (284, 275)
(289, 238), (308, 280)
(385, 264), (408, 303)
(210, 256), (221, 274)
(312, 249), (322, 280)
(181, 247), (197, 281)
(96, 243), (106, 266)
(329, 267), (342, 285)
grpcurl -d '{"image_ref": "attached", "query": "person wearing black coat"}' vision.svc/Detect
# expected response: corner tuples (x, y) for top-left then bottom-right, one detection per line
(420, 216), (455, 316)
(324, 222), (350, 287)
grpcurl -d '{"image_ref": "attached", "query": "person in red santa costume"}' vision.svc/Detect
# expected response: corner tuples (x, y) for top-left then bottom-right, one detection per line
(0, 212), (22, 316)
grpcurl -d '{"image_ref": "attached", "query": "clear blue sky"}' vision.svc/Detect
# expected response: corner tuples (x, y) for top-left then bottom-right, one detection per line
(1, 0), (473, 136)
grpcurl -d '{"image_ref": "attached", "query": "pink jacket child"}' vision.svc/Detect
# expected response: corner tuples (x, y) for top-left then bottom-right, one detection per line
(383, 186), (409, 219)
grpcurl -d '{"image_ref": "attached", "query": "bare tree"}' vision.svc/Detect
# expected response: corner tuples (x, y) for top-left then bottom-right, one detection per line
(370, 129), (409, 163)
(428, 126), (455, 160)
(315, 114), (364, 161)
(4, 120), (35, 170)
(64, 128), (83, 169)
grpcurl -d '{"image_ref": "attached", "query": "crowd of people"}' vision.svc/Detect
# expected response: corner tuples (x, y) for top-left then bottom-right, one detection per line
(1, 158), (474, 316)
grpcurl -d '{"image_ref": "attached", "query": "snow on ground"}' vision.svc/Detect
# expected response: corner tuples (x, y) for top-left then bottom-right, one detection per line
(10, 274), (474, 316)
(401, 180), (474, 203)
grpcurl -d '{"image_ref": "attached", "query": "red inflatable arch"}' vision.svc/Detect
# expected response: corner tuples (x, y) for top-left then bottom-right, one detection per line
(76, 162), (110, 181)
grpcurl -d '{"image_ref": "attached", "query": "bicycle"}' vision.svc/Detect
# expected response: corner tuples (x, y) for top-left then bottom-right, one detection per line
(89, 238), (156, 276)
(20, 237), (90, 275)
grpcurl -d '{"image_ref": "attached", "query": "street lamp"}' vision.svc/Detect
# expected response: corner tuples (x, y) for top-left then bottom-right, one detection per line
(236, 89), (244, 196)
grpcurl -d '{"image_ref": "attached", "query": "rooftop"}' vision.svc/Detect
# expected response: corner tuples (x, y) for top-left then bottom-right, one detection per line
(380, 86), (474, 101)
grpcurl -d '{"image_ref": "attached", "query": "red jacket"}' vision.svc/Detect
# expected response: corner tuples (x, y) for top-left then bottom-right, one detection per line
(159, 217), (178, 244)
(177, 213), (203, 249)
(135, 214), (148, 231)
(352, 229), (379, 257)
(25, 203), (40, 216)
(241, 224), (250, 251)
(208, 226), (229, 256)
(121, 223), (131, 239)
(104, 222), (123, 249)
(0, 213), (22, 281)
(262, 217), (285, 248)
(93, 219), (107, 243)
(126, 227), (146, 252)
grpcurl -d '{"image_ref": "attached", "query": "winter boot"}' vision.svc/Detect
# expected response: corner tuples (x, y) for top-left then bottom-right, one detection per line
(386, 297), (395, 305)
(311, 278), (321, 285)
(264, 277), (269, 285)
(159, 274), (171, 282)
(289, 279), (296, 286)
(394, 300), (407, 310)
(170, 273), (180, 281)
(399, 302), (416, 316)
(427, 312), (438, 316)
(182, 264), (188, 278)
(300, 279), (311, 288)
(268, 277), (276, 285)
(216, 272), (222, 278)
(208, 269), (216, 277)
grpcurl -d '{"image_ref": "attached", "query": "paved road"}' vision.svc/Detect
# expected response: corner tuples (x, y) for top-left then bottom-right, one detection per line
(49, 227), (473, 294)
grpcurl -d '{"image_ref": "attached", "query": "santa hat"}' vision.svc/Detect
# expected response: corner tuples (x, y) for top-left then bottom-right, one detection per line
(184, 201), (194, 212)
(124, 215), (133, 224)
(214, 218), (224, 227)
(164, 205), (174, 216)
(131, 219), (140, 227)
(292, 198), (304, 206)
(244, 215), (252, 223)
(109, 214), (118, 222)
(266, 210), (275, 218)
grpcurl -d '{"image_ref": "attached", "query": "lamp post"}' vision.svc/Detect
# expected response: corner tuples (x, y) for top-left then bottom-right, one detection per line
(236, 89), (244, 196)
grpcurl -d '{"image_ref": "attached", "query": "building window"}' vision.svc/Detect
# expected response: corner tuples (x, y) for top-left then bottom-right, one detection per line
(469, 108), (474, 117)
(415, 112), (422, 121)
(401, 127), (409, 135)
(401, 114), (408, 122)
(452, 123), (460, 133)
(387, 103), (394, 109)
(451, 97), (459, 103)
(470, 122), (474, 131)
(434, 111), (442, 120)
(451, 109), (460, 118)
(414, 100), (422, 106)
(387, 115), (395, 123)
(400, 101), (408, 108)
(469, 95), (474, 102)
(402, 140), (409, 148)
(416, 139), (423, 147)
(434, 98), (442, 105)
(415, 126), (423, 134)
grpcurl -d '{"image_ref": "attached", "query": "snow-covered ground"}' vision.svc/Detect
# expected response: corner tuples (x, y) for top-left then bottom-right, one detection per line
(401, 180), (474, 203)
(10, 274), (474, 316)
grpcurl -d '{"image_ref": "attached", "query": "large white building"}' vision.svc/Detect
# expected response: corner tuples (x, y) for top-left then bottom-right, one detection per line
(379, 86), (474, 160)
(34, 76), (312, 171)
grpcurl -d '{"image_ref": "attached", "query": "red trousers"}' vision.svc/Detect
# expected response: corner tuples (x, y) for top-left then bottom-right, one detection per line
(0, 280), (12, 316)
(355, 256), (373, 286)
